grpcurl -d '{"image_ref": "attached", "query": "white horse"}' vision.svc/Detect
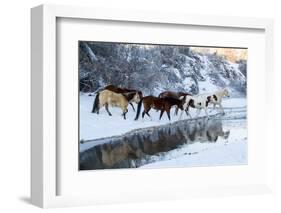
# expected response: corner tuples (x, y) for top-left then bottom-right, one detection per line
(179, 95), (210, 120)
(208, 88), (230, 114)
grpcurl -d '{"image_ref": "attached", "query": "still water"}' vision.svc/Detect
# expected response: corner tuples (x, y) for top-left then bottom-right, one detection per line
(79, 117), (236, 170)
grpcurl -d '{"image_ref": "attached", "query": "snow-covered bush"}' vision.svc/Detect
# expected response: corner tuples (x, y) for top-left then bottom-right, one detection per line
(79, 42), (247, 97)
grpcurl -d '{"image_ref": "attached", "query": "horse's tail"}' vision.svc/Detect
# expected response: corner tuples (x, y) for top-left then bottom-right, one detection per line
(94, 87), (104, 94)
(91, 93), (100, 113)
(134, 98), (143, 120)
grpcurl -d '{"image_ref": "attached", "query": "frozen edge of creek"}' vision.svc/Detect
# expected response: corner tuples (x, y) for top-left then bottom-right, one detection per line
(80, 110), (246, 153)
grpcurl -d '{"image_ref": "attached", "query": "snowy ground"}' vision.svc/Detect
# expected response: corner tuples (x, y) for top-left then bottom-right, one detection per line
(79, 93), (246, 141)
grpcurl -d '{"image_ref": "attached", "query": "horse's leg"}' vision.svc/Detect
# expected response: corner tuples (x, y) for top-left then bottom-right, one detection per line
(145, 108), (152, 120)
(142, 110), (146, 118)
(96, 104), (100, 114)
(130, 103), (135, 112)
(123, 108), (128, 120)
(210, 103), (217, 112)
(185, 108), (192, 119)
(174, 106), (178, 116)
(147, 114), (152, 121)
(213, 103), (216, 111)
(178, 109), (184, 120)
(204, 107), (209, 118)
(219, 103), (225, 114)
(105, 103), (112, 116)
(196, 109), (201, 118)
(96, 103), (101, 114)
(166, 109), (171, 121)
(142, 106), (149, 119)
(159, 110), (165, 120)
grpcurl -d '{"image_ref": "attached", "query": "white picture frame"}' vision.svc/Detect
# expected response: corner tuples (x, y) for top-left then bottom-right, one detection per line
(31, 4), (274, 208)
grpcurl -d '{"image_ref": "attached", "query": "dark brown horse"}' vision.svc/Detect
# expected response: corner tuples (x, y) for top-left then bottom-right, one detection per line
(158, 91), (191, 99)
(134, 96), (185, 121)
(103, 85), (143, 111)
(158, 91), (191, 115)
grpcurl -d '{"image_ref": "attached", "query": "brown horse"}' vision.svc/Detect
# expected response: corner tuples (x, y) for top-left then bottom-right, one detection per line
(134, 96), (185, 121)
(158, 91), (191, 99)
(158, 91), (191, 115)
(103, 85), (143, 111)
(92, 90), (141, 119)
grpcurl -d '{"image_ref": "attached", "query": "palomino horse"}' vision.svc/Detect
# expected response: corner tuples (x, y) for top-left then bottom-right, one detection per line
(208, 88), (230, 114)
(158, 91), (191, 115)
(135, 96), (185, 121)
(92, 90), (141, 119)
(103, 85), (143, 111)
(179, 95), (211, 120)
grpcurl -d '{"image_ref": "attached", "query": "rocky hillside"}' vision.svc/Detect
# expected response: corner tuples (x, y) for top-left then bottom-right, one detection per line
(79, 41), (247, 97)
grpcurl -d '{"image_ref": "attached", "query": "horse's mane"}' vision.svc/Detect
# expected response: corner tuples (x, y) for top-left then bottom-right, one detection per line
(179, 92), (192, 96)
(104, 85), (142, 98)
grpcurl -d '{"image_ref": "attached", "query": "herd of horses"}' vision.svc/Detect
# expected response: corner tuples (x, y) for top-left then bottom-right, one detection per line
(91, 84), (230, 120)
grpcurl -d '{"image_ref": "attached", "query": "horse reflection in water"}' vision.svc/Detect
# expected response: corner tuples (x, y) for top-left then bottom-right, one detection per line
(80, 119), (230, 170)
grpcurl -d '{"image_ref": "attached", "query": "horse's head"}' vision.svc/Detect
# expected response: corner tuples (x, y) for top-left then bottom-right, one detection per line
(133, 92), (142, 103)
(137, 91), (143, 99)
(223, 88), (230, 98)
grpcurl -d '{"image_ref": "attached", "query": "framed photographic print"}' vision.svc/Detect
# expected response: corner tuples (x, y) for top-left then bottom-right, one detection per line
(31, 4), (274, 208)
